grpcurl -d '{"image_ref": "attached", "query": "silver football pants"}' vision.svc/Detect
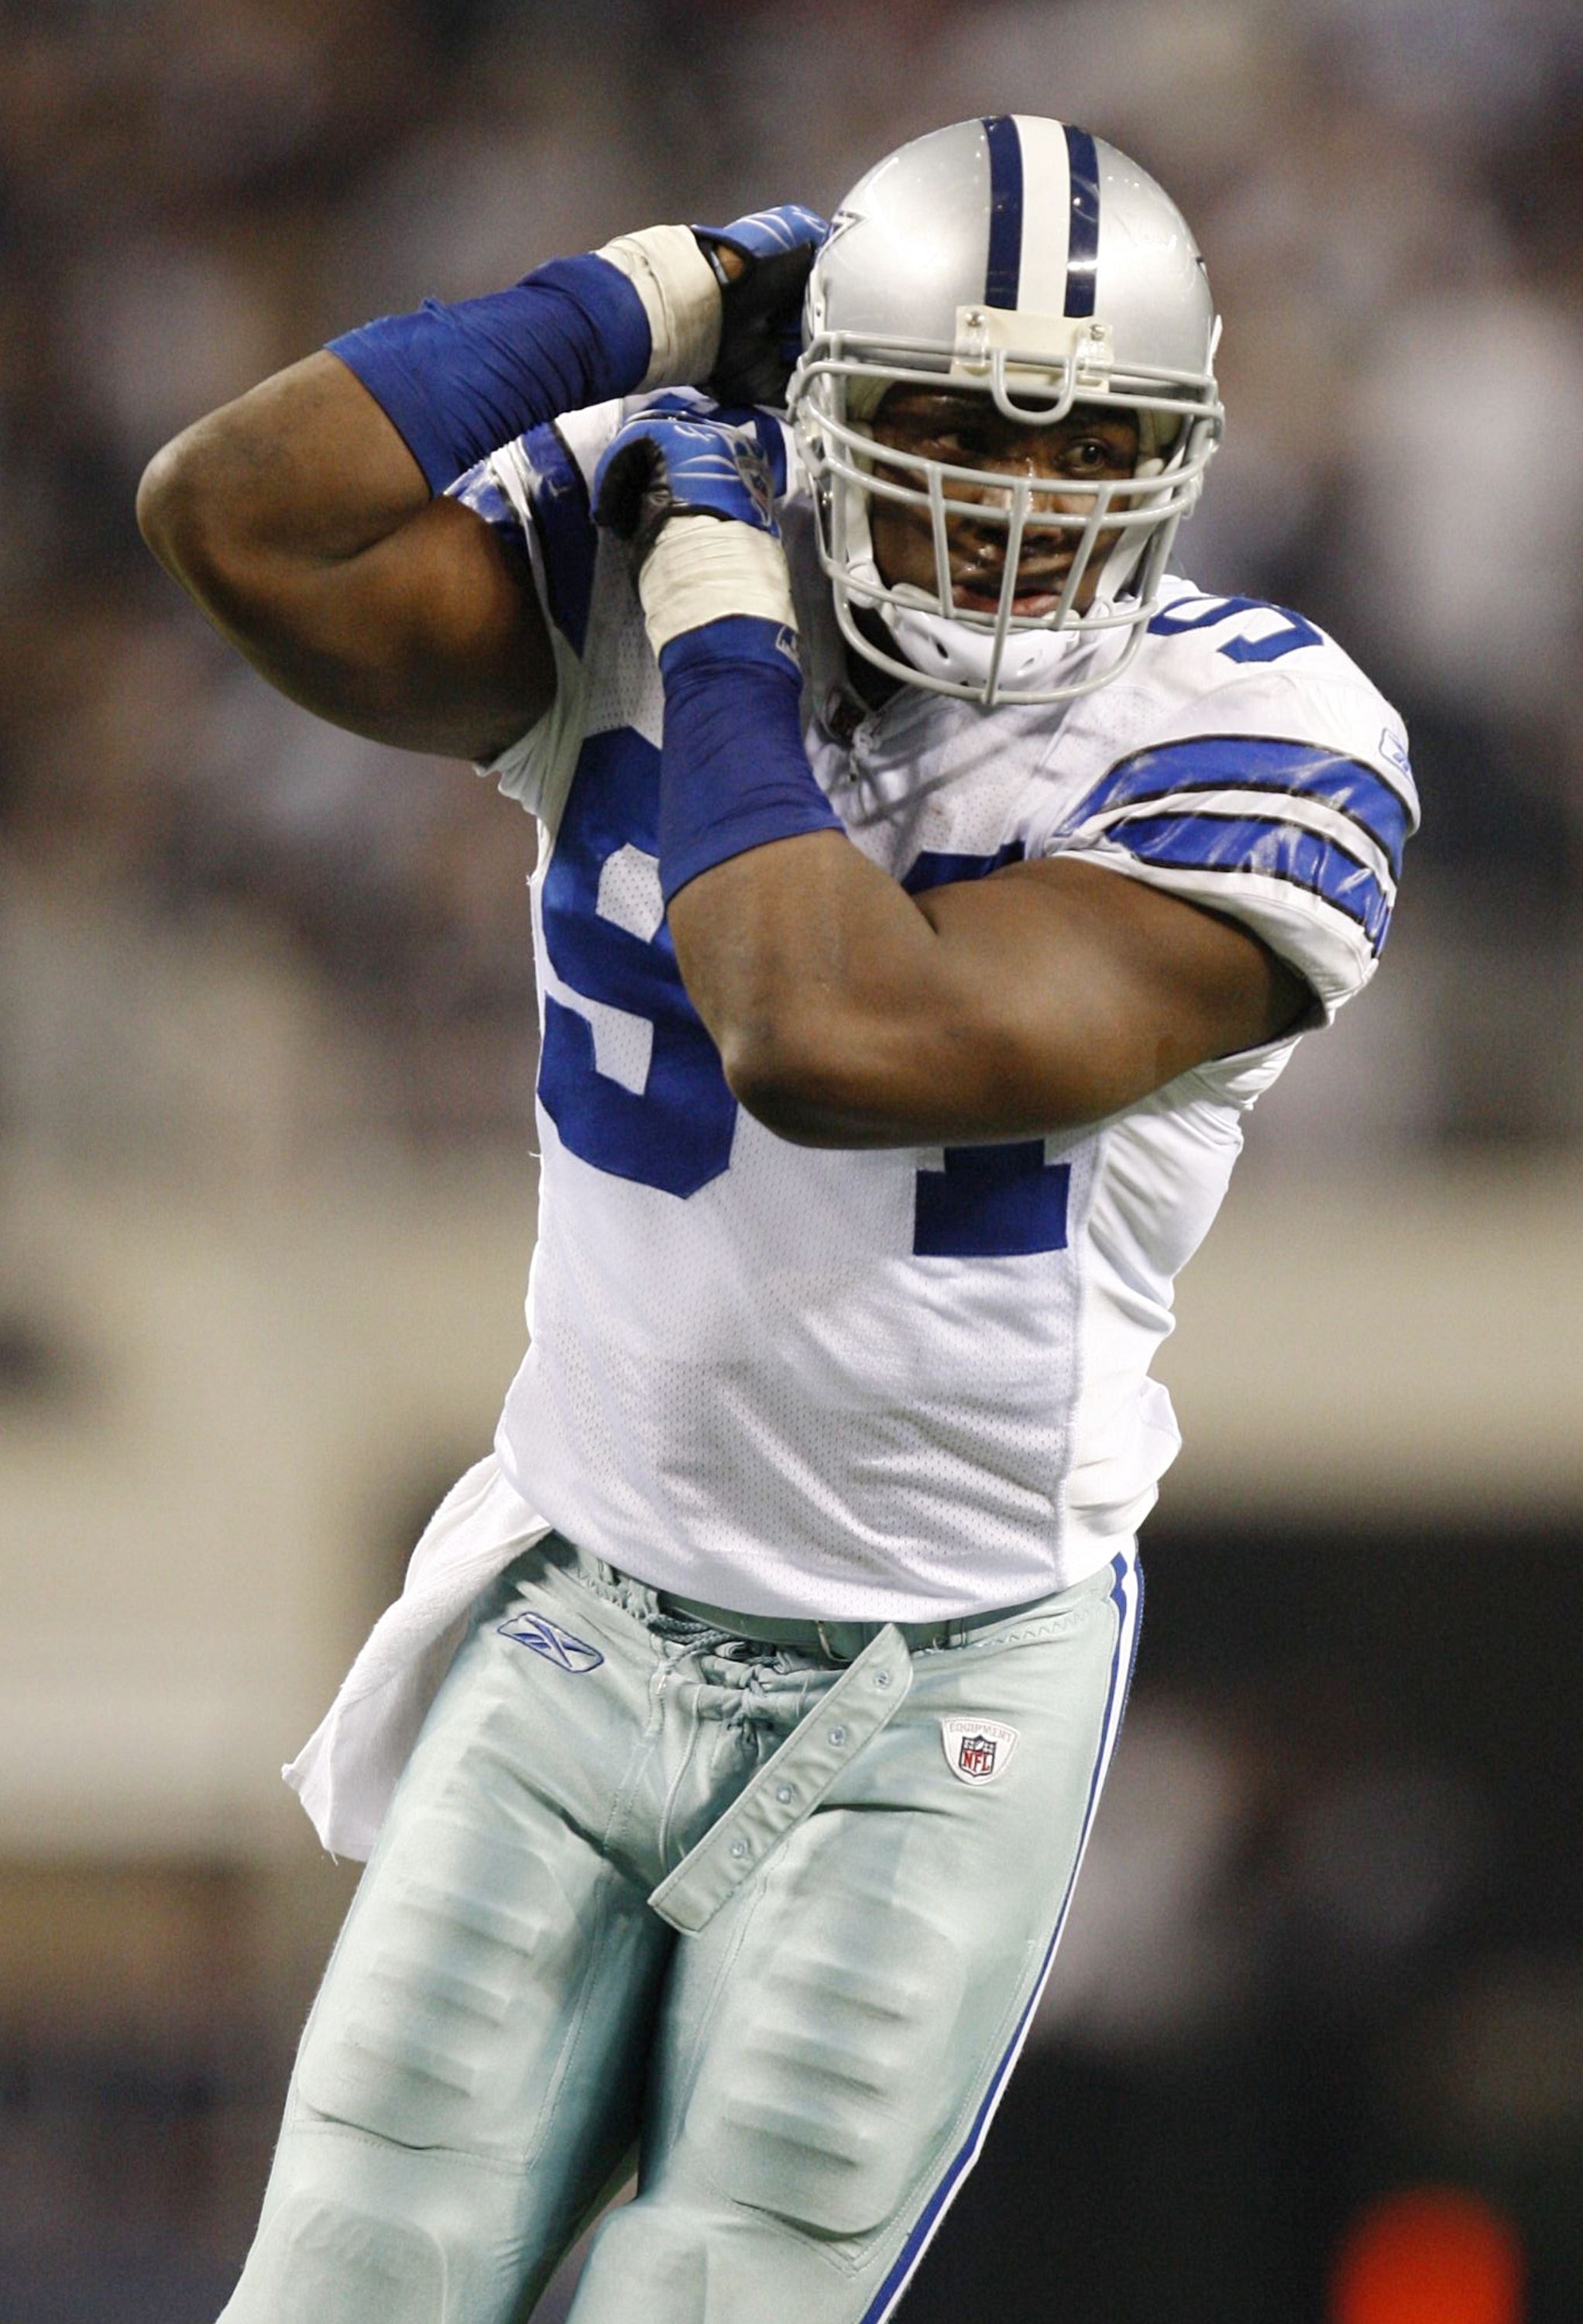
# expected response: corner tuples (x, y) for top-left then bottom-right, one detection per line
(218, 1532), (1141, 2323)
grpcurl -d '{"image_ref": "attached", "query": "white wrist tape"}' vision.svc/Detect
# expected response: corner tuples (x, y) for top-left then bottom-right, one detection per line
(596, 225), (723, 391)
(637, 515), (798, 655)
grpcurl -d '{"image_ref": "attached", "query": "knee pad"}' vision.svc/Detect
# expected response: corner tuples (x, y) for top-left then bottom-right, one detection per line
(692, 1890), (967, 2240)
(221, 2194), (446, 2324)
(297, 1813), (590, 2157)
(575, 2205), (710, 2313)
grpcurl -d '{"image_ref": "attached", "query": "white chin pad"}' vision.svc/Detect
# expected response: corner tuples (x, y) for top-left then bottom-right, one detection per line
(884, 597), (1094, 693)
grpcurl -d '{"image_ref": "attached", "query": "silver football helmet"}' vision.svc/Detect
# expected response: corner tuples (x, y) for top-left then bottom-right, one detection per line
(788, 115), (1223, 706)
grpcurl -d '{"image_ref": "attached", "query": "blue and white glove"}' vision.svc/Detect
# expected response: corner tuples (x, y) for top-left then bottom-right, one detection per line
(593, 402), (797, 654)
(595, 398), (785, 546)
(692, 205), (827, 405)
(328, 203), (824, 497)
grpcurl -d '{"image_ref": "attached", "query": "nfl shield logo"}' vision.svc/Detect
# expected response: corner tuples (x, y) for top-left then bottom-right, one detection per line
(940, 1715), (1020, 1786)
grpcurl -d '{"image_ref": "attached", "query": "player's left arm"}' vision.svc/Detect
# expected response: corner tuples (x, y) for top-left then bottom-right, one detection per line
(671, 838), (1307, 1146)
(595, 410), (1309, 1150)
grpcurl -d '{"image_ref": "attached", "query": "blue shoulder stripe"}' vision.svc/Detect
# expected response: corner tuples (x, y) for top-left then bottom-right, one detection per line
(521, 421), (596, 657)
(1114, 810), (1392, 952)
(1066, 735), (1412, 876)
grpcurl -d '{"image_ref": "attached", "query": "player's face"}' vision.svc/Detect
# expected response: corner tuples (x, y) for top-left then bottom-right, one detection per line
(867, 389), (1139, 616)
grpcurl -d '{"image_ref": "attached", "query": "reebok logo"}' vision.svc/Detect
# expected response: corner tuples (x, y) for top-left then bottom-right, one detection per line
(498, 1611), (605, 1673)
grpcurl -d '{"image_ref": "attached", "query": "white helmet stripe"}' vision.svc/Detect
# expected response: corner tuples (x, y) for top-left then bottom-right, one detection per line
(980, 114), (1024, 308)
(1007, 116), (1103, 322)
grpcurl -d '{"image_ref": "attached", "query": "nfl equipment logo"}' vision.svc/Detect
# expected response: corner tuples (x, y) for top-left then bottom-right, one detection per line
(940, 1715), (1020, 1786)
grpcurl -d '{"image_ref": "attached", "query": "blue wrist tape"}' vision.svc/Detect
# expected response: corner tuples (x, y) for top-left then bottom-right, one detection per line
(657, 617), (840, 903)
(328, 255), (651, 494)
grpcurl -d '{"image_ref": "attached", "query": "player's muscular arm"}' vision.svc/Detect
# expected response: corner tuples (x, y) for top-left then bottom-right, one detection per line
(592, 404), (1307, 1149)
(669, 838), (1308, 1147)
(138, 214), (822, 761)
(137, 353), (553, 761)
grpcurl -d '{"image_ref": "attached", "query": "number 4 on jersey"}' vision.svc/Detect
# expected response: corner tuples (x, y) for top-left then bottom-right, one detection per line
(904, 847), (1070, 1260)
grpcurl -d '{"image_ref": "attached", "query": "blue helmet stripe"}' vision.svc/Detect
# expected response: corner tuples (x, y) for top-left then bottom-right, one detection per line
(981, 114), (1024, 308)
(1063, 124), (1101, 317)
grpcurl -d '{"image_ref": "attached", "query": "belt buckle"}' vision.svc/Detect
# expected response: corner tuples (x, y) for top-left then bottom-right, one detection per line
(815, 1620), (854, 1664)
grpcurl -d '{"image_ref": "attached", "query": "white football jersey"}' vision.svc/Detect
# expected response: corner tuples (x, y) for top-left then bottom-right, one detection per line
(446, 396), (1417, 1621)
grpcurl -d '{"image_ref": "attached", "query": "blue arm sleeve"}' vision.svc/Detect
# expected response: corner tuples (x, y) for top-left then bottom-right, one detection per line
(656, 617), (840, 904)
(328, 256), (652, 494)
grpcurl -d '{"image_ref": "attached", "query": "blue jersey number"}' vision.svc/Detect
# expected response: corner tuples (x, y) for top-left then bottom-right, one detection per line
(904, 848), (1070, 1260)
(538, 788), (1070, 1258)
(537, 732), (737, 1198)
(1147, 593), (1321, 664)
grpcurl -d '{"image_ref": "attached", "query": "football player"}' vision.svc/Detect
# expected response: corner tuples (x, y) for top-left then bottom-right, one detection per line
(139, 117), (1416, 2324)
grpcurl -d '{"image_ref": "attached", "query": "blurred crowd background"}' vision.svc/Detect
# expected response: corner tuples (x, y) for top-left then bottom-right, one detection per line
(6, 0), (1583, 1157)
(2, 0), (1581, 2318)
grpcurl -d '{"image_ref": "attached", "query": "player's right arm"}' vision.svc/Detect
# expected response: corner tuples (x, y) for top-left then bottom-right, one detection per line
(138, 352), (553, 762)
(137, 208), (825, 765)
(138, 352), (555, 761)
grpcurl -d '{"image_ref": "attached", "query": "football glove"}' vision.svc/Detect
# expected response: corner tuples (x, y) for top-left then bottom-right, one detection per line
(597, 205), (825, 403)
(692, 205), (828, 406)
(593, 403), (796, 653)
(594, 399), (785, 551)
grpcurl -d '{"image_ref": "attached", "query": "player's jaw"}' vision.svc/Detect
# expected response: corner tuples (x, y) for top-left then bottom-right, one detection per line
(867, 500), (1083, 615)
(913, 518), (1110, 619)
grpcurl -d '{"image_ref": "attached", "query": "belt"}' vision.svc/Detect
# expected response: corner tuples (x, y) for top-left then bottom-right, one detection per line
(656, 1588), (1054, 1666)
(647, 1624), (912, 1937)
(644, 1588), (1060, 1937)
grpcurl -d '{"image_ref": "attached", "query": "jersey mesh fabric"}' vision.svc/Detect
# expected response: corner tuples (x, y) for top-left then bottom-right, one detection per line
(448, 401), (1415, 1620)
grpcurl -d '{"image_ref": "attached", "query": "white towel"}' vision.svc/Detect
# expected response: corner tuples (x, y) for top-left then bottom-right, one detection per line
(283, 1453), (551, 1859)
